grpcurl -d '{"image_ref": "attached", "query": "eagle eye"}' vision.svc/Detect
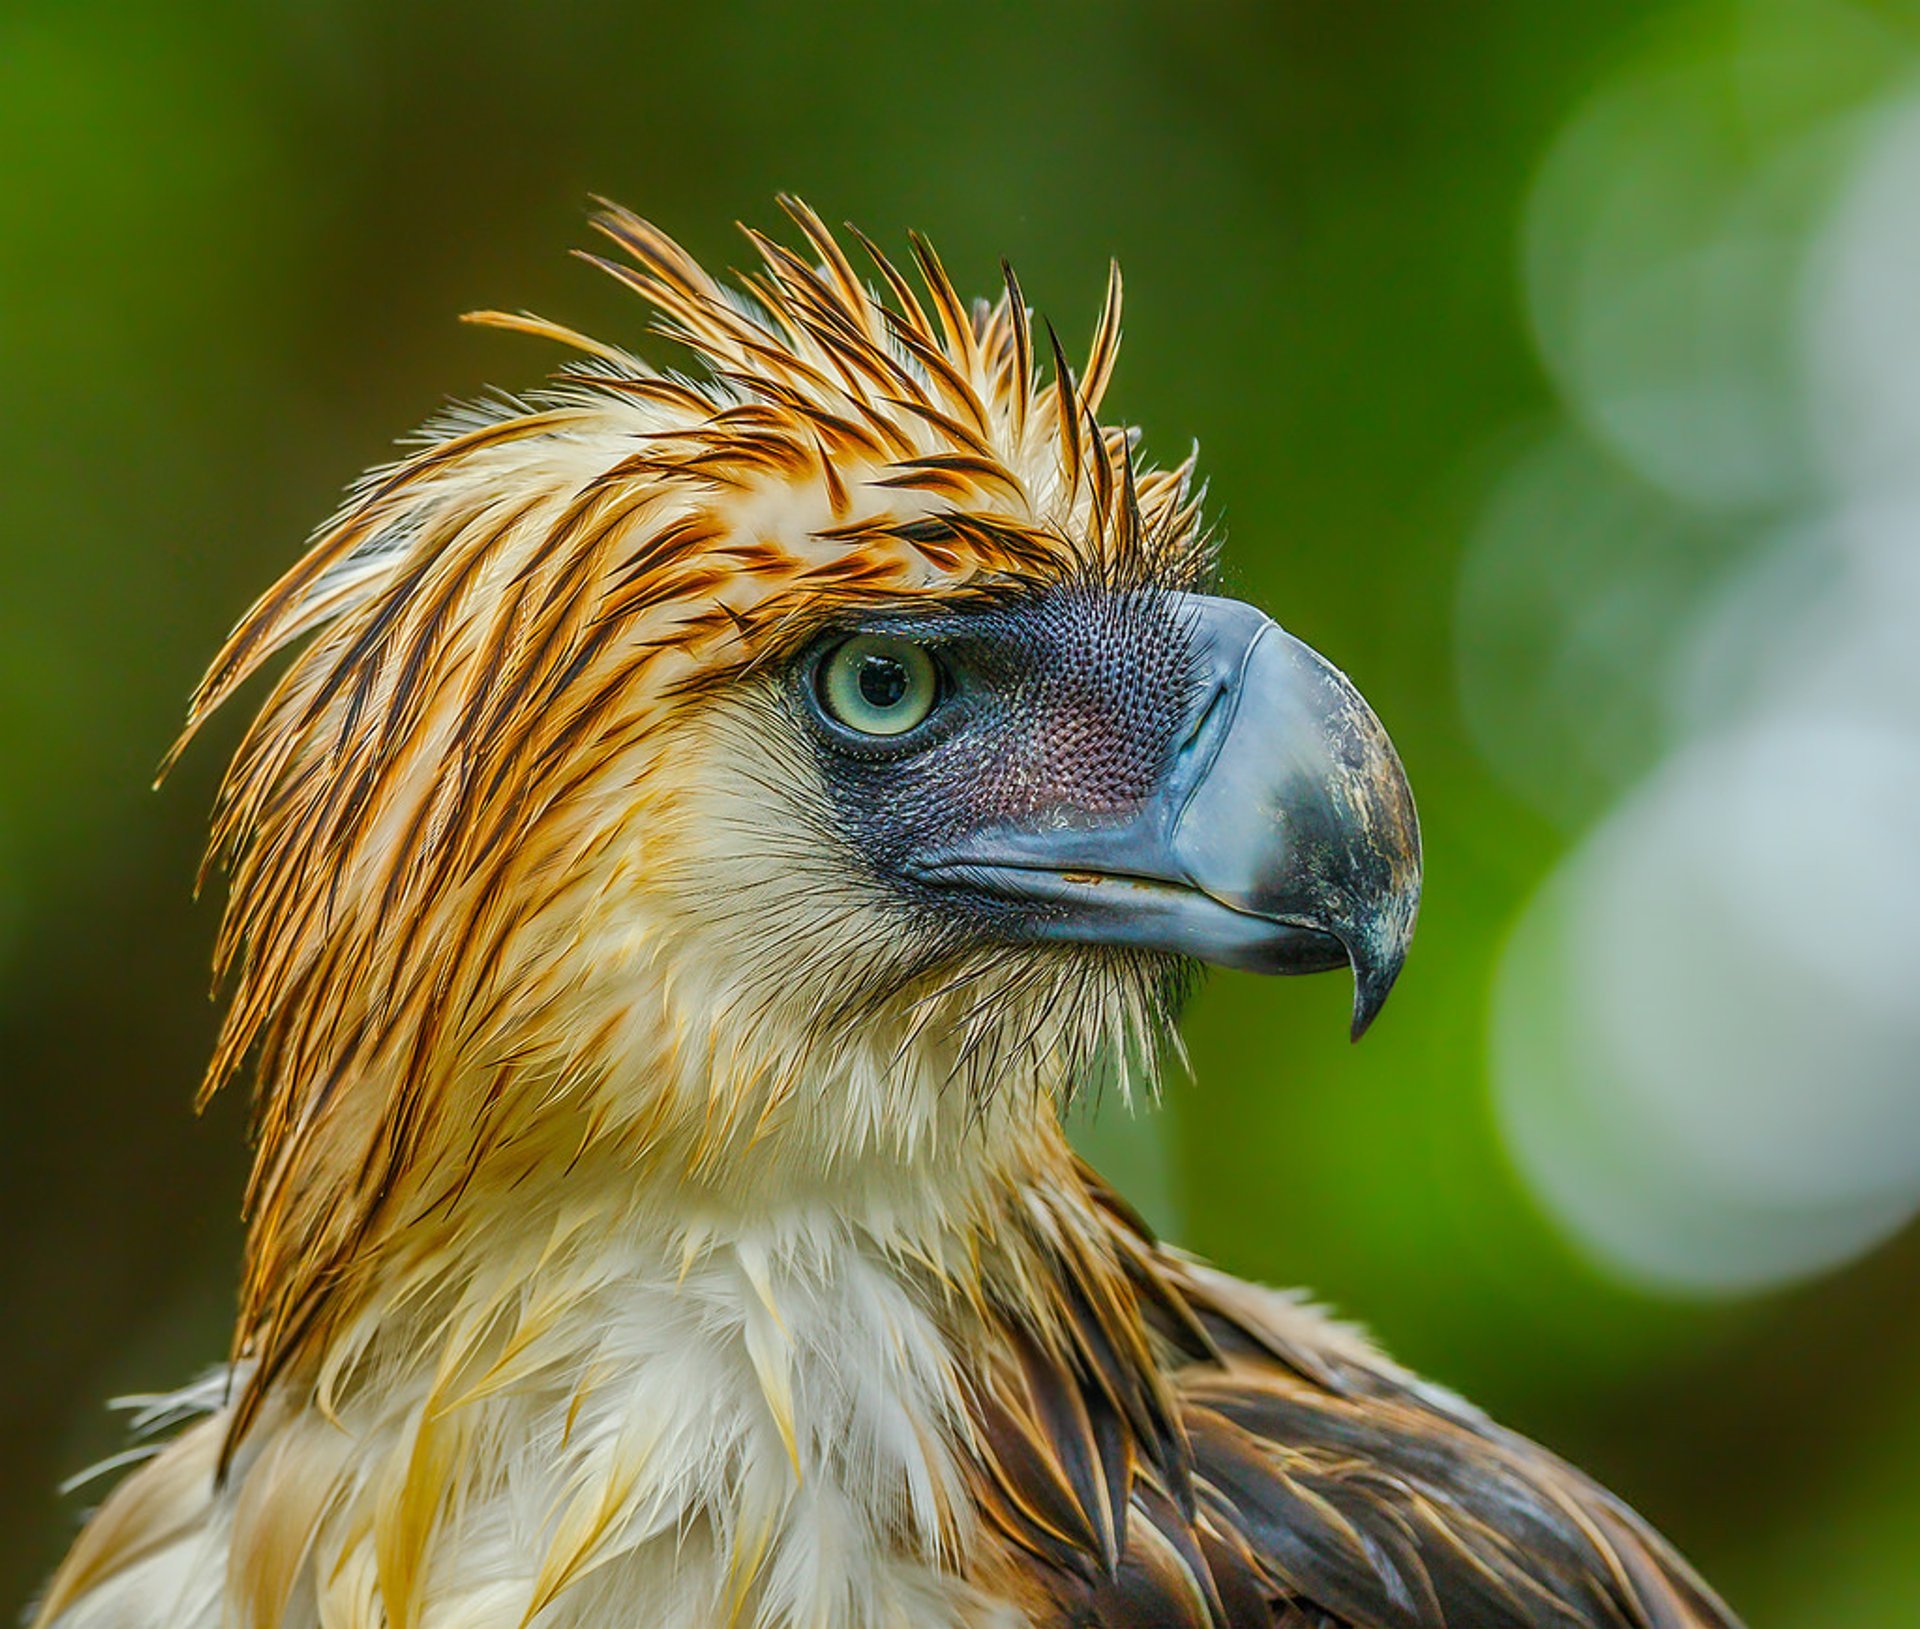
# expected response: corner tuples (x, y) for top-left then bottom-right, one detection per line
(816, 634), (940, 738)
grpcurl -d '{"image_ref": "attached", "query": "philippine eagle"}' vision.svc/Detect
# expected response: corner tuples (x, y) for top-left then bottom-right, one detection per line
(35, 200), (1743, 1629)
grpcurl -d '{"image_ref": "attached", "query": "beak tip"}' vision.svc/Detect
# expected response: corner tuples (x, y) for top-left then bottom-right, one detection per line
(1348, 976), (1392, 1043)
(1341, 902), (1416, 1043)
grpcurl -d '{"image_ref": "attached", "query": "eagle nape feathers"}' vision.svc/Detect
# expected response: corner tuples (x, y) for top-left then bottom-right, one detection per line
(33, 198), (1744, 1629)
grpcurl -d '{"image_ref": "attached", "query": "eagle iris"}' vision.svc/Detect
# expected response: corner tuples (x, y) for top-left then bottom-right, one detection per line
(818, 634), (939, 736)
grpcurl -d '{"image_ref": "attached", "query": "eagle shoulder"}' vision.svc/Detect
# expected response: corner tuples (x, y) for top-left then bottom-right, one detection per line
(967, 1170), (1745, 1629)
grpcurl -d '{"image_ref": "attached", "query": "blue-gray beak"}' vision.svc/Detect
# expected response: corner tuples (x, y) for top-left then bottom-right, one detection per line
(913, 595), (1421, 1038)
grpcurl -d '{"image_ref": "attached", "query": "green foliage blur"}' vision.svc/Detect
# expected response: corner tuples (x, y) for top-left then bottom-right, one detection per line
(5, 3), (1918, 1622)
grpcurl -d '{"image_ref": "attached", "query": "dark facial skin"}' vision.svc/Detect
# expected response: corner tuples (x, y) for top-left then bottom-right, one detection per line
(797, 586), (1200, 896)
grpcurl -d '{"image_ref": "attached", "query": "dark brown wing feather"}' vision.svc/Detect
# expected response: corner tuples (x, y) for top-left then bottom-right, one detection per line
(969, 1168), (1746, 1629)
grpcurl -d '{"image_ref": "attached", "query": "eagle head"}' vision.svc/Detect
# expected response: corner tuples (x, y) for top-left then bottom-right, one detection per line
(175, 198), (1419, 1433)
(38, 201), (1753, 1629)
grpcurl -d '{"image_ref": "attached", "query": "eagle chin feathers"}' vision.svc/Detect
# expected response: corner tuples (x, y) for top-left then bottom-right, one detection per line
(36, 201), (1742, 1629)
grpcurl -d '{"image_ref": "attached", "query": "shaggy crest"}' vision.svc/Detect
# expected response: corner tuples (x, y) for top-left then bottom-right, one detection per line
(170, 197), (1209, 1450)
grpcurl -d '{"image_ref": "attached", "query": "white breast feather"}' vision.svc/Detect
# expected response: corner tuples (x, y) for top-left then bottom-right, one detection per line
(47, 1213), (1028, 1629)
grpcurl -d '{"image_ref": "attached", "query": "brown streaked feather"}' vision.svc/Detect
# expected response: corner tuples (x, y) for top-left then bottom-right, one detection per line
(967, 1171), (1744, 1629)
(1080, 260), (1124, 418)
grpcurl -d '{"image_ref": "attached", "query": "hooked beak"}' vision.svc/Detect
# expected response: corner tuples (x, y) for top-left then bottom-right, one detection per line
(914, 595), (1421, 1038)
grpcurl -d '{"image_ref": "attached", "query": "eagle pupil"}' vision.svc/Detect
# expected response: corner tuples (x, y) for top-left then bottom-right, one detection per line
(858, 656), (910, 710)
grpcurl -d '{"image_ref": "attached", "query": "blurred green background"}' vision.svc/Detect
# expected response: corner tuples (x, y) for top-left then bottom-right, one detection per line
(7, 2), (1920, 1622)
